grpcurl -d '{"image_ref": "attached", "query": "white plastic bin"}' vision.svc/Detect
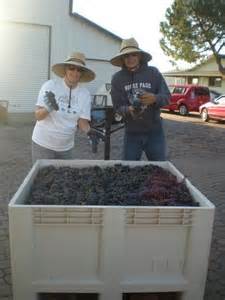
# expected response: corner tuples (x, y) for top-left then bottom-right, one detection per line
(8, 160), (215, 300)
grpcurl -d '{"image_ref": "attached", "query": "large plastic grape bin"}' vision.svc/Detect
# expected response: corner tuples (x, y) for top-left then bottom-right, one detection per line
(8, 160), (215, 300)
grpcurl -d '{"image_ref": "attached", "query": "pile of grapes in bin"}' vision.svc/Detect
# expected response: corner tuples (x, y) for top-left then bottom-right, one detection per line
(27, 164), (199, 207)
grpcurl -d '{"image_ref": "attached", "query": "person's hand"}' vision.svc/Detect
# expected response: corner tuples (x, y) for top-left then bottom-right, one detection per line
(128, 105), (137, 118)
(128, 105), (135, 113)
(139, 92), (156, 106)
(43, 91), (59, 112)
(87, 128), (105, 140)
(87, 128), (105, 153)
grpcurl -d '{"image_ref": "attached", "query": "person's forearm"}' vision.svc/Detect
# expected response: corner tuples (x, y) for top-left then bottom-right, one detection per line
(155, 92), (171, 108)
(154, 74), (171, 108)
(111, 80), (130, 116)
(35, 107), (49, 121)
(78, 118), (91, 133)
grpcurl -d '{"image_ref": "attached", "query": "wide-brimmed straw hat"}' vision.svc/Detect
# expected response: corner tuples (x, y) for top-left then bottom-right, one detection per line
(52, 52), (95, 82)
(110, 37), (152, 67)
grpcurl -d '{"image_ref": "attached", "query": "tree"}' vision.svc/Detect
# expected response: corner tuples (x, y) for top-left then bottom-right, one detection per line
(160, 0), (225, 75)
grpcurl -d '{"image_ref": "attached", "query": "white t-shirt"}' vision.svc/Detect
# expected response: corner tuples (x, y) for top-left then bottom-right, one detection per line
(32, 79), (91, 151)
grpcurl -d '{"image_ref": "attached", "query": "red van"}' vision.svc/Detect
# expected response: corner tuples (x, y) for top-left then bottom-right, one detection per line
(163, 84), (210, 115)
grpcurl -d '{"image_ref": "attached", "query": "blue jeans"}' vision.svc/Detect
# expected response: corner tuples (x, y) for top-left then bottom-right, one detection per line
(123, 128), (166, 161)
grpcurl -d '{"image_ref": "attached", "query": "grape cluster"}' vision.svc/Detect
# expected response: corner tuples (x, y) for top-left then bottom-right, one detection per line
(26, 165), (199, 207)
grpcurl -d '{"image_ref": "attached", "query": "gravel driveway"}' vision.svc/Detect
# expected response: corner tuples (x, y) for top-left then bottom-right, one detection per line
(0, 112), (225, 300)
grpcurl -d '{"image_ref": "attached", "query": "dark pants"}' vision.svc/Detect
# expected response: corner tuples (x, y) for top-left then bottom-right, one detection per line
(123, 128), (166, 161)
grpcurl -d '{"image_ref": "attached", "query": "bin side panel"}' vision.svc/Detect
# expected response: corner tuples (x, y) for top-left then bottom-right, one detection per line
(182, 209), (215, 300)
(33, 225), (101, 281)
(123, 226), (187, 280)
(9, 207), (36, 300)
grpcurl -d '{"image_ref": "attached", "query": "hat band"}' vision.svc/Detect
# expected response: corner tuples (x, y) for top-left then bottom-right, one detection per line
(66, 58), (85, 66)
(120, 46), (139, 53)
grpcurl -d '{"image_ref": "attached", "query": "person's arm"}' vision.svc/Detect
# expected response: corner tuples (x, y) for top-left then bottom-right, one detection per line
(152, 68), (171, 108)
(78, 118), (104, 154)
(139, 93), (156, 106)
(34, 92), (59, 121)
(34, 81), (58, 121)
(140, 68), (171, 108)
(154, 72), (171, 108)
(78, 118), (104, 150)
(111, 75), (131, 116)
(78, 118), (91, 134)
(34, 106), (49, 121)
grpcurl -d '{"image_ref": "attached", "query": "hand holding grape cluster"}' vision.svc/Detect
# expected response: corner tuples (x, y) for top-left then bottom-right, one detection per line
(139, 92), (156, 106)
(43, 91), (59, 112)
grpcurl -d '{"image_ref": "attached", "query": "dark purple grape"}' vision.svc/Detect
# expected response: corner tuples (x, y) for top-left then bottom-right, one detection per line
(26, 165), (198, 207)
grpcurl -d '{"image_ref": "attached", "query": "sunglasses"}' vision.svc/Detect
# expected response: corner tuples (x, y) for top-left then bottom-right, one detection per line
(124, 53), (139, 59)
(67, 65), (82, 72)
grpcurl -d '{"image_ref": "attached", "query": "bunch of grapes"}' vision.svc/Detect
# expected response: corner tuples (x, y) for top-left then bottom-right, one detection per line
(26, 165), (198, 207)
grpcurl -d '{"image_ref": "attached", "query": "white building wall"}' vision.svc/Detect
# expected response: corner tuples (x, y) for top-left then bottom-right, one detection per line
(66, 15), (120, 94)
(0, 22), (49, 112)
(0, 0), (121, 113)
(193, 57), (225, 73)
(164, 77), (185, 85)
(211, 80), (225, 94)
(195, 58), (217, 72)
(84, 60), (119, 95)
(0, 0), (71, 63)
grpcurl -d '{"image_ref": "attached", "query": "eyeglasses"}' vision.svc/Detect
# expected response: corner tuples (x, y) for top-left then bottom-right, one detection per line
(67, 65), (82, 72)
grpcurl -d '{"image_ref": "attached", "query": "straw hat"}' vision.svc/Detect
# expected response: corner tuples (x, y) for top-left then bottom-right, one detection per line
(52, 52), (95, 82)
(110, 37), (152, 67)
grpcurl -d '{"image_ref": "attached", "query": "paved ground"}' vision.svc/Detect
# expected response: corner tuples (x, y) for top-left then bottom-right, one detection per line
(0, 112), (225, 300)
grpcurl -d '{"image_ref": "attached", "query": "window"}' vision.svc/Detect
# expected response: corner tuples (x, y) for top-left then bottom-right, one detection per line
(195, 87), (209, 96)
(169, 86), (174, 93)
(172, 87), (186, 94)
(208, 77), (222, 87)
(188, 77), (199, 84)
(92, 94), (107, 106)
(217, 96), (225, 105)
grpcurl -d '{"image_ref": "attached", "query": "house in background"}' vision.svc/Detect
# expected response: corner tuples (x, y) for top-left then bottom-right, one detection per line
(163, 55), (225, 94)
(0, 0), (121, 122)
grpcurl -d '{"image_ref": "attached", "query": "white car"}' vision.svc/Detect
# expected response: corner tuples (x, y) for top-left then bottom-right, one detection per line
(199, 94), (225, 122)
(209, 89), (221, 101)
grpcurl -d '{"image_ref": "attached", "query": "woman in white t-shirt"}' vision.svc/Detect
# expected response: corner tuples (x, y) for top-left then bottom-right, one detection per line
(32, 52), (96, 163)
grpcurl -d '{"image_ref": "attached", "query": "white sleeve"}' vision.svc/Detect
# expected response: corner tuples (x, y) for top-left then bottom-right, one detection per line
(36, 80), (54, 107)
(79, 89), (92, 120)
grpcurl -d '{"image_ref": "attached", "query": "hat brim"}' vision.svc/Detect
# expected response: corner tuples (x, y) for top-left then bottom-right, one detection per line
(52, 62), (95, 82)
(110, 49), (152, 67)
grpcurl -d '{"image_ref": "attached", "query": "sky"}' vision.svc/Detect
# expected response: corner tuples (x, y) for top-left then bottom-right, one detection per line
(72, 0), (186, 72)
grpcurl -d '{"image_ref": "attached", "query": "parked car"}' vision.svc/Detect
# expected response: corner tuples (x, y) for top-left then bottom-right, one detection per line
(163, 84), (210, 116)
(91, 83), (123, 125)
(209, 89), (222, 102)
(199, 94), (225, 122)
